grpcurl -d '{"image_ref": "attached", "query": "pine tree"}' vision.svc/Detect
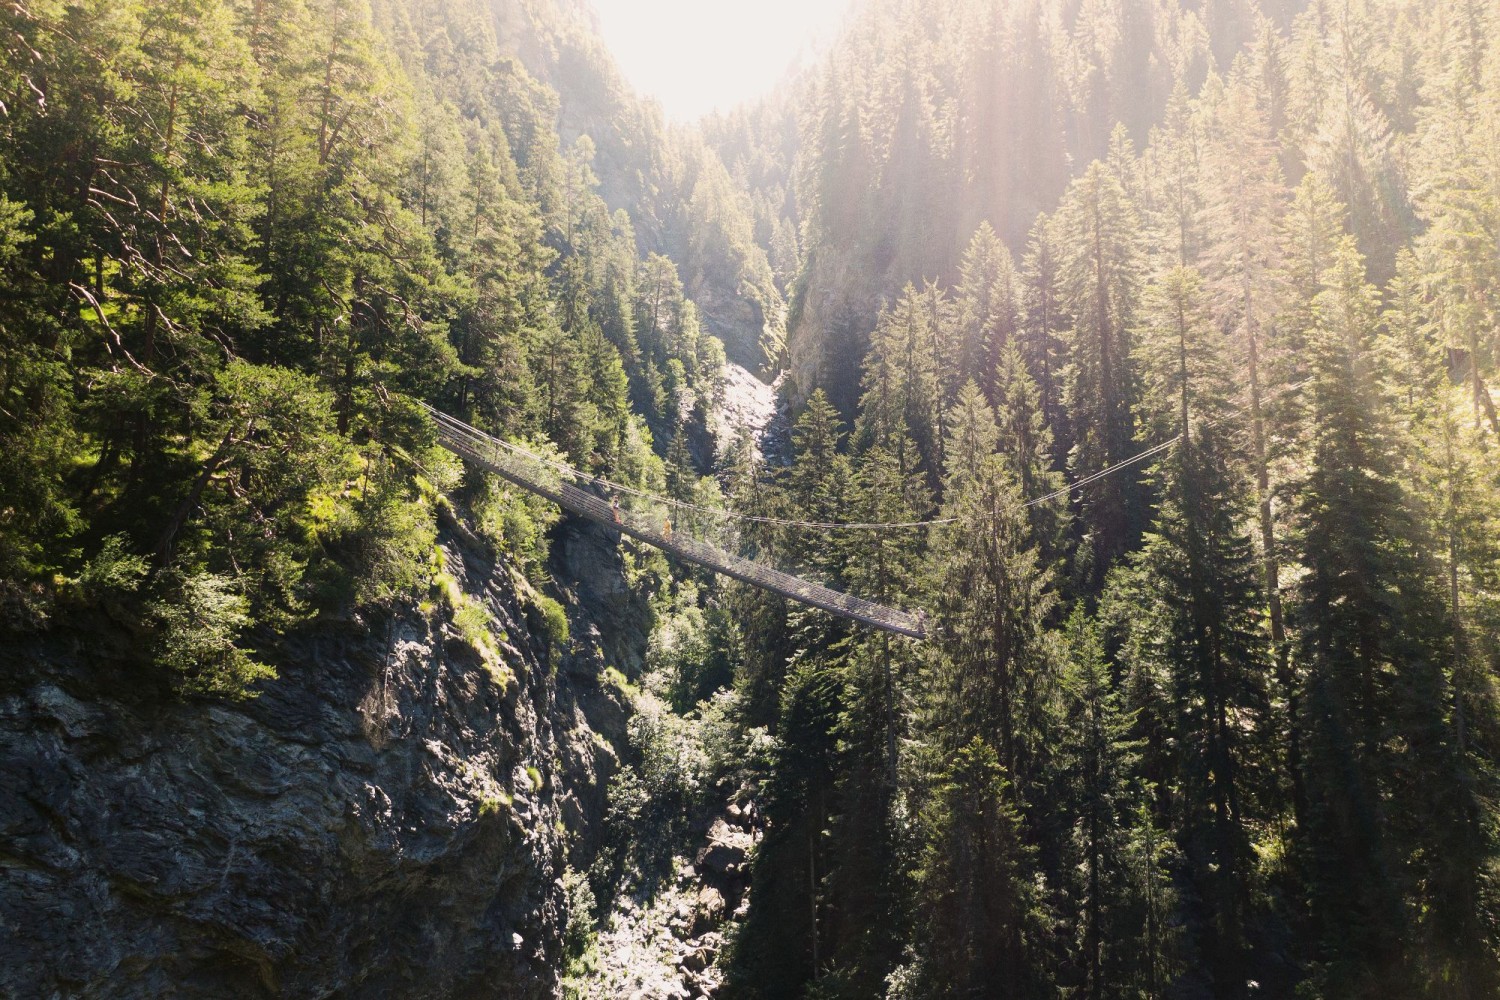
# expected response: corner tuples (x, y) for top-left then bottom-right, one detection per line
(941, 379), (999, 495)
(1141, 81), (1202, 268)
(452, 130), (551, 438)
(855, 284), (943, 482)
(1125, 266), (1271, 995)
(1020, 213), (1070, 455)
(1299, 0), (1411, 281)
(993, 344), (1069, 561)
(1408, 47), (1500, 441)
(75, 0), (270, 499)
(579, 322), (631, 470)
(911, 738), (1039, 998)
(821, 443), (930, 995)
(1289, 237), (1469, 996)
(1381, 252), (1500, 999)
(124, 0), (267, 369)
(843, 440), (930, 782)
(0, 196), (76, 576)
(927, 455), (1056, 781)
(954, 222), (1021, 400)
(1199, 60), (1290, 707)
(1057, 609), (1153, 998)
(1054, 161), (1144, 585)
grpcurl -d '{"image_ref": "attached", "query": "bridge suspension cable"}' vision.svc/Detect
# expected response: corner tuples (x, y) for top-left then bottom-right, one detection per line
(417, 375), (1312, 638)
(420, 403), (929, 638)
(425, 374), (1311, 534)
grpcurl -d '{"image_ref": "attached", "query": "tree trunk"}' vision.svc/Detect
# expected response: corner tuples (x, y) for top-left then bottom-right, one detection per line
(155, 426), (242, 566)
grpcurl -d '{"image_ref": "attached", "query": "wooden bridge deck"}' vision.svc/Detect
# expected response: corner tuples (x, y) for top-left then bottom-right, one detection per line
(423, 406), (926, 639)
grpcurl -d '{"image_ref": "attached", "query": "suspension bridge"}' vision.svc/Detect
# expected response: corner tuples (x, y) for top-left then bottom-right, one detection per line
(421, 404), (929, 639)
(421, 371), (1314, 643)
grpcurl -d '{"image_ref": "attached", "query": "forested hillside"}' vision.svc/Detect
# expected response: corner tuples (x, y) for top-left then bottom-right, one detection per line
(3, 0), (1500, 998)
(0, 0), (750, 662)
(707, 0), (1500, 997)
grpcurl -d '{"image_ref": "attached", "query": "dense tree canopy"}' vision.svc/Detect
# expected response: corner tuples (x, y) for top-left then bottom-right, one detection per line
(4, 0), (1500, 998)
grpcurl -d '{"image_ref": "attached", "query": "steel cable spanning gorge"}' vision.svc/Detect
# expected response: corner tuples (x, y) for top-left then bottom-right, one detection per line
(420, 404), (928, 639)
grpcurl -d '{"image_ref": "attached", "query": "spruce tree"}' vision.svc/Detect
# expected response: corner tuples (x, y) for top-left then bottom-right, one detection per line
(941, 379), (999, 495)
(954, 222), (1021, 400)
(1057, 610), (1154, 998)
(821, 442), (930, 995)
(927, 455), (1056, 779)
(1199, 60), (1290, 724)
(911, 738), (1039, 998)
(1289, 237), (1471, 996)
(855, 284), (943, 482)
(1125, 266), (1271, 995)
(1020, 213), (1070, 458)
(994, 344), (1070, 564)
(1055, 161), (1143, 585)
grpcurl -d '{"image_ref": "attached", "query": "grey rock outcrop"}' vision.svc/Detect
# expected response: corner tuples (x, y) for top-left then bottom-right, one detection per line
(0, 520), (629, 999)
(693, 819), (754, 881)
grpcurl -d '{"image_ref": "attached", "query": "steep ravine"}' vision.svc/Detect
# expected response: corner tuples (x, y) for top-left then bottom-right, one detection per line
(0, 513), (634, 999)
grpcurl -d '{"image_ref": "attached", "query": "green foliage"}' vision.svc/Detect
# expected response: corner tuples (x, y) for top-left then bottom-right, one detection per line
(561, 866), (600, 997)
(148, 572), (276, 699)
(6, 1), (1500, 997)
(451, 598), (492, 652)
(0, 0), (751, 707)
(627, 692), (709, 810)
(728, 1), (1500, 997)
(74, 535), (149, 601)
(1055, 160), (1143, 580)
(0, 196), (78, 578)
(477, 792), (511, 818)
(476, 471), (561, 581)
(855, 283), (944, 479)
(697, 688), (778, 796)
(926, 457), (1055, 777)
(314, 458), (436, 609)
(531, 593), (570, 651)
(910, 738), (1038, 999)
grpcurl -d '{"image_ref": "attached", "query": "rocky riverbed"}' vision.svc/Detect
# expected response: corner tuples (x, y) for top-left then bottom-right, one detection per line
(582, 805), (761, 999)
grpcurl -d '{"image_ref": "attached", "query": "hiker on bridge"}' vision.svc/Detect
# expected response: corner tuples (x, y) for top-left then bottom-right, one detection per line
(611, 495), (623, 524)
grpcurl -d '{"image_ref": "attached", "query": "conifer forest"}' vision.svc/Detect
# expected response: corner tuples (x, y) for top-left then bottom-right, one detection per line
(2, 0), (1500, 997)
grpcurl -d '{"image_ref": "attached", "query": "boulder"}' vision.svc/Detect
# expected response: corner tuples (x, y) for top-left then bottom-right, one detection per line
(693, 819), (754, 878)
(690, 886), (725, 934)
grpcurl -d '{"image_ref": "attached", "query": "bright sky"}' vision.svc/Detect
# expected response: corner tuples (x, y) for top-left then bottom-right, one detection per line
(590, 0), (854, 122)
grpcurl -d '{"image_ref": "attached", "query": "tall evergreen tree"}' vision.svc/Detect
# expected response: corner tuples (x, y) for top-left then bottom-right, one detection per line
(856, 283), (943, 482)
(909, 738), (1039, 998)
(941, 379), (999, 495)
(1054, 161), (1144, 585)
(1057, 610), (1167, 998)
(1289, 237), (1473, 996)
(1020, 212), (1070, 457)
(993, 344), (1071, 568)
(954, 221), (1021, 400)
(927, 455), (1056, 779)
(1123, 266), (1271, 995)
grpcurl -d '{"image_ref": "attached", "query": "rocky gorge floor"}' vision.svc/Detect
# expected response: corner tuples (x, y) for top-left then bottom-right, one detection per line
(582, 805), (760, 1000)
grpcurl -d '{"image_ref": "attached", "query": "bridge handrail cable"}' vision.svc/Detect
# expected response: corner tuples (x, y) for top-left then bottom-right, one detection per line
(422, 404), (926, 638)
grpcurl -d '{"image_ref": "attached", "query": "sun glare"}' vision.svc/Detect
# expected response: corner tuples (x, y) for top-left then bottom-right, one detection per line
(590, 0), (853, 121)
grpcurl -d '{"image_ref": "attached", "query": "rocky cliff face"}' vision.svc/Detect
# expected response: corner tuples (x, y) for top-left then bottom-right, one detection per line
(784, 242), (881, 419)
(679, 258), (786, 376)
(0, 517), (632, 999)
